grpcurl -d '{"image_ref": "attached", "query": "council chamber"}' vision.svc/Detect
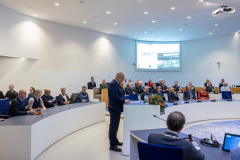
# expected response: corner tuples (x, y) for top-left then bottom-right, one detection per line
(0, 0), (240, 160)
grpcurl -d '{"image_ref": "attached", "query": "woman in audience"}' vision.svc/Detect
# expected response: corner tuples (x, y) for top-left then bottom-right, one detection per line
(28, 89), (46, 110)
(219, 78), (226, 88)
(156, 86), (166, 101)
(28, 87), (35, 98)
(135, 79), (140, 88)
(198, 86), (210, 100)
(58, 87), (70, 105)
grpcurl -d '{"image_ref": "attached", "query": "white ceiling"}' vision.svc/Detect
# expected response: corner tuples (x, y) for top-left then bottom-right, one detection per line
(0, 0), (240, 41)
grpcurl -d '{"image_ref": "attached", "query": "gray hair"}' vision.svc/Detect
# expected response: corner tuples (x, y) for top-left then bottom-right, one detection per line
(167, 111), (186, 132)
(61, 87), (66, 91)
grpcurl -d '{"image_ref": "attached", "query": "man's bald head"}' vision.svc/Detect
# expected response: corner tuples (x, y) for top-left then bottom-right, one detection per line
(44, 88), (51, 96)
(115, 72), (125, 84)
(18, 89), (27, 99)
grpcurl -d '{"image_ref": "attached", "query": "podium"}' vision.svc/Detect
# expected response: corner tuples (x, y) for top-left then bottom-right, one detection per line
(101, 89), (108, 108)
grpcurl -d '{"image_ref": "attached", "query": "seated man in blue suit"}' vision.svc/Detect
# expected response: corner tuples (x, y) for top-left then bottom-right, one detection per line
(76, 86), (90, 103)
(230, 148), (240, 160)
(168, 87), (179, 102)
(41, 88), (58, 108)
(8, 89), (35, 117)
(183, 86), (196, 101)
(148, 111), (205, 160)
(87, 77), (96, 89)
(126, 83), (135, 95)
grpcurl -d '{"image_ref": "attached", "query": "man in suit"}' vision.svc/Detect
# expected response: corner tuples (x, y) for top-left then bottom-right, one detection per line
(41, 88), (58, 108)
(161, 80), (168, 93)
(100, 79), (108, 93)
(148, 111), (205, 160)
(108, 72), (130, 152)
(5, 84), (18, 101)
(149, 83), (157, 94)
(168, 87), (179, 102)
(186, 81), (195, 92)
(229, 148), (240, 160)
(8, 89), (35, 117)
(126, 83), (135, 95)
(206, 81), (215, 93)
(88, 77), (96, 89)
(135, 81), (144, 94)
(183, 86), (196, 101)
(173, 81), (182, 93)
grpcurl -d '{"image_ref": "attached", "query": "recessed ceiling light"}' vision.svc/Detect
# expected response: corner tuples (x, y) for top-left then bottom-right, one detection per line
(179, 29), (182, 31)
(215, 24), (218, 26)
(206, 3), (210, 5)
(34, 15), (37, 16)
(187, 17), (191, 19)
(106, 12), (110, 14)
(83, 21), (87, 23)
(144, 32), (147, 33)
(114, 23), (117, 25)
(80, 1), (84, 3)
(144, 12), (148, 14)
(55, 3), (59, 5)
(209, 33), (212, 34)
(171, 7), (175, 9)
(152, 21), (155, 22)
(107, 31), (110, 33)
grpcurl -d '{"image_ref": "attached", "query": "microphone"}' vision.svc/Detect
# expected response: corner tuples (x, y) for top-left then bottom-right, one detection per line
(209, 94), (216, 102)
(153, 115), (166, 121)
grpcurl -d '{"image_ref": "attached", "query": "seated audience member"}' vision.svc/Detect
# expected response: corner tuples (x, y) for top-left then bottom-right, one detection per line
(126, 83), (135, 95)
(8, 89), (35, 117)
(204, 79), (209, 87)
(76, 86), (90, 103)
(141, 86), (150, 101)
(156, 79), (162, 87)
(147, 79), (153, 87)
(28, 87), (35, 98)
(148, 111), (205, 160)
(123, 78), (128, 87)
(161, 80), (168, 93)
(219, 78), (225, 89)
(186, 81), (195, 92)
(150, 83), (157, 94)
(135, 81), (144, 94)
(120, 82), (125, 94)
(126, 79), (132, 87)
(0, 91), (4, 99)
(168, 87), (179, 102)
(206, 81), (215, 93)
(28, 89), (46, 110)
(5, 85), (18, 101)
(229, 148), (240, 160)
(100, 79), (108, 93)
(156, 86), (166, 101)
(135, 79), (140, 88)
(0, 118), (5, 121)
(87, 77), (96, 89)
(172, 81), (182, 93)
(58, 87), (70, 105)
(198, 86), (210, 100)
(41, 88), (57, 108)
(183, 86), (196, 101)
(221, 82), (230, 91)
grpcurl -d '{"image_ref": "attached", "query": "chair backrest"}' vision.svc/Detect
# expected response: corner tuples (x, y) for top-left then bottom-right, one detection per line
(25, 97), (31, 106)
(129, 94), (138, 101)
(145, 83), (147, 87)
(0, 99), (10, 115)
(0, 91), (4, 99)
(196, 91), (199, 100)
(70, 93), (78, 103)
(167, 92), (170, 101)
(94, 88), (101, 94)
(106, 83), (110, 86)
(55, 96), (59, 105)
(138, 142), (183, 160)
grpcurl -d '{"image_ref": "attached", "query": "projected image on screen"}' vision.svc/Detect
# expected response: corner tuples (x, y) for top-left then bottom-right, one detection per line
(136, 41), (181, 71)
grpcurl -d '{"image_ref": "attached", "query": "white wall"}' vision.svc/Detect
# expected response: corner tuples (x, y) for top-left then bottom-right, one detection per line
(0, 4), (239, 96)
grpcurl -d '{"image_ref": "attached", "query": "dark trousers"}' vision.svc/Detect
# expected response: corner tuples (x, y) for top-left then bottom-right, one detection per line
(109, 110), (121, 147)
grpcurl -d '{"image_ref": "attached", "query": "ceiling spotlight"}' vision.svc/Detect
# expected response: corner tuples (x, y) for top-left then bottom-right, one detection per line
(187, 17), (191, 18)
(215, 24), (218, 26)
(106, 11), (110, 14)
(144, 12), (148, 14)
(171, 7), (175, 9)
(80, 1), (84, 3)
(206, 3), (210, 5)
(55, 3), (59, 5)
(209, 33), (212, 34)
(144, 32), (147, 33)
(34, 15), (37, 16)
(83, 21), (87, 23)
(152, 21), (155, 22)
(179, 29), (182, 31)
(114, 23), (117, 25)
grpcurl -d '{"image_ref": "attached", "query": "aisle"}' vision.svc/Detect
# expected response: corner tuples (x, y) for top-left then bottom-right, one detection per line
(36, 116), (128, 160)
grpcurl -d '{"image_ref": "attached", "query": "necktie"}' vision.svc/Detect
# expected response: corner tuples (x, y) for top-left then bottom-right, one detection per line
(189, 91), (193, 99)
(21, 100), (25, 110)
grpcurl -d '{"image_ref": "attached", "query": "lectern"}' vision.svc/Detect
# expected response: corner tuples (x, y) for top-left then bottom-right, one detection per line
(101, 89), (108, 108)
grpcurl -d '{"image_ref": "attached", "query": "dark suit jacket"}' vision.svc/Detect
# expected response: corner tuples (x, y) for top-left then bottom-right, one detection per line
(161, 85), (168, 93)
(108, 79), (125, 112)
(88, 81), (96, 89)
(58, 94), (70, 106)
(5, 90), (18, 101)
(168, 92), (179, 101)
(156, 92), (166, 101)
(126, 87), (135, 95)
(206, 86), (215, 92)
(183, 90), (196, 100)
(41, 94), (56, 108)
(135, 85), (144, 94)
(8, 97), (29, 117)
(141, 92), (150, 101)
(149, 86), (157, 94)
(173, 85), (182, 93)
(100, 83), (108, 93)
(148, 131), (205, 160)
(186, 85), (195, 92)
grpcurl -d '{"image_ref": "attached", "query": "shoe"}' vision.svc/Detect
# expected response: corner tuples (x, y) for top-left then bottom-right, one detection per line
(115, 142), (123, 146)
(109, 146), (122, 152)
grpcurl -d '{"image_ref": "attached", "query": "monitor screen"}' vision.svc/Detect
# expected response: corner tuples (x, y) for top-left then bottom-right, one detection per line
(223, 133), (240, 151)
(136, 41), (181, 72)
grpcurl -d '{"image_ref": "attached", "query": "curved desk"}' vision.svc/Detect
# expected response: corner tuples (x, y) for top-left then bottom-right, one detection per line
(0, 102), (105, 160)
(123, 100), (240, 155)
(129, 128), (229, 160)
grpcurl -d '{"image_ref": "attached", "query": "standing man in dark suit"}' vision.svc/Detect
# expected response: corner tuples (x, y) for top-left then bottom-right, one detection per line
(183, 86), (196, 101)
(108, 72), (130, 152)
(8, 89), (35, 117)
(88, 77), (96, 89)
(161, 80), (168, 93)
(148, 111), (205, 160)
(5, 84), (18, 101)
